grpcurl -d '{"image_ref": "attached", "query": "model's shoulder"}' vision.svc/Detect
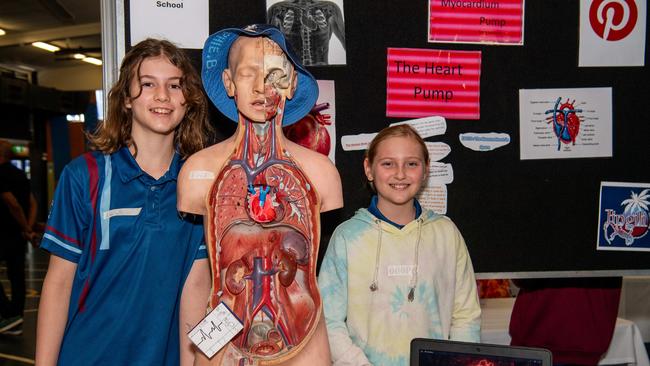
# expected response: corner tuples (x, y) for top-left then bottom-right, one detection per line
(182, 141), (233, 173)
(286, 140), (336, 171)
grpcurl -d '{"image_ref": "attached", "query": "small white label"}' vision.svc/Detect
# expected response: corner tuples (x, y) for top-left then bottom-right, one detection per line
(425, 141), (451, 162)
(387, 264), (416, 277)
(417, 185), (448, 214)
(189, 170), (216, 180)
(188, 302), (243, 358)
(341, 133), (378, 151)
(102, 207), (142, 219)
(459, 132), (511, 152)
(390, 116), (447, 138)
(427, 162), (454, 185)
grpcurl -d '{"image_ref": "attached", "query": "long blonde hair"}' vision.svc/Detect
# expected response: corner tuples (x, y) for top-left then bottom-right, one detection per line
(88, 38), (213, 158)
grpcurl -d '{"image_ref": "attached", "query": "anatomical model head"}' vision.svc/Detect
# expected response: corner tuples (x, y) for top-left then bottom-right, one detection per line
(201, 24), (318, 126)
(222, 36), (297, 123)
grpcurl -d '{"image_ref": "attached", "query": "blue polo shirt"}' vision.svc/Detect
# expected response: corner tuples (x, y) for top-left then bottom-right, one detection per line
(41, 147), (207, 366)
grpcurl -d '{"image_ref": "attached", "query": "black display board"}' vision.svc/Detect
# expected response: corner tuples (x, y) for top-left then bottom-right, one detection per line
(124, 0), (650, 276)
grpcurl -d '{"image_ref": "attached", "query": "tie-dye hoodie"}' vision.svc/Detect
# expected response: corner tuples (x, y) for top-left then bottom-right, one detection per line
(318, 208), (481, 366)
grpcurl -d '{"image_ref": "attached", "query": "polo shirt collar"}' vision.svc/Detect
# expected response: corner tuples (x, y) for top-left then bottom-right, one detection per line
(115, 146), (181, 183)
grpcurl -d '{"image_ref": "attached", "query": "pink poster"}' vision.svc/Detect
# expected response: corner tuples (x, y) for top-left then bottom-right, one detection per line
(428, 0), (525, 45)
(386, 48), (481, 120)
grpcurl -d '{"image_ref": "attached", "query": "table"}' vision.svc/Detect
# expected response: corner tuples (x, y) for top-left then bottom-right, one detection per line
(620, 276), (650, 343)
(480, 297), (650, 366)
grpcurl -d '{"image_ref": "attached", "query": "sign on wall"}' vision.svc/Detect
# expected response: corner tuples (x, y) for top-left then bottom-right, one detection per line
(598, 182), (650, 251)
(130, 0), (209, 49)
(579, 0), (647, 66)
(386, 48), (481, 120)
(519, 87), (613, 160)
(428, 0), (525, 45)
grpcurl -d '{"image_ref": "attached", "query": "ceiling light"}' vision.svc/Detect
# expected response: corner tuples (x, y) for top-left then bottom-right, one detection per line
(32, 41), (60, 52)
(0, 29), (6, 36)
(73, 53), (86, 59)
(82, 57), (102, 66)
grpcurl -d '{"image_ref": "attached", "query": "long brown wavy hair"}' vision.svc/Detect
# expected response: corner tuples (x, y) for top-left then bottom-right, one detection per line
(88, 38), (214, 158)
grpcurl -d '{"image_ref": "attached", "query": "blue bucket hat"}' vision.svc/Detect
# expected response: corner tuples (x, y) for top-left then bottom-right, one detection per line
(202, 24), (318, 127)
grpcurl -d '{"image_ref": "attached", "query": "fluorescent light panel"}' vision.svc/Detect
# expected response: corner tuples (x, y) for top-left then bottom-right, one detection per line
(0, 29), (6, 36)
(73, 53), (86, 59)
(32, 41), (60, 52)
(82, 57), (102, 66)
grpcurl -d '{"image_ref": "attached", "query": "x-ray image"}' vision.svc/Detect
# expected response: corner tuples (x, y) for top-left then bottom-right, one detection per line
(267, 0), (346, 66)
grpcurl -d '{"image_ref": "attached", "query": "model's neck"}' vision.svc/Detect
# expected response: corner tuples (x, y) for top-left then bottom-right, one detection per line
(236, 116), (286, 168)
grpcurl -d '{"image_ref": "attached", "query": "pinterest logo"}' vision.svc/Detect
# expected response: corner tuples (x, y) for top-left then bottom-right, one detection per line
(589, 0), (638, 41)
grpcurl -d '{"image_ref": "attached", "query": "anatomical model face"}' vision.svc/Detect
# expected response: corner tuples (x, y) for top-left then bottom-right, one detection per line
(223, 36), (297, 123)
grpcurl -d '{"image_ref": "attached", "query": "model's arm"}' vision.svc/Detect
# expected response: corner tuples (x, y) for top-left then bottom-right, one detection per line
(449, 223), (482, 342)
(1, 191), (32, 234)
(35, 255), (77, 366)
(318, 230), (372, 365)
(180, 258), (211, 366)
(319, 161), (343, 212)
(178, 145), (231, 216)
(177, 155), (211, 216)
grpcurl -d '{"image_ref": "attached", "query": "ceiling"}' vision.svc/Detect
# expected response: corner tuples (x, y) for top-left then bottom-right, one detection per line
(0, 0), (101, 74)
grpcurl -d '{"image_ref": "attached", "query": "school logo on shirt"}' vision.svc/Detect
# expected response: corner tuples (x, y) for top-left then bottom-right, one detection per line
(102, 207), (142, 219)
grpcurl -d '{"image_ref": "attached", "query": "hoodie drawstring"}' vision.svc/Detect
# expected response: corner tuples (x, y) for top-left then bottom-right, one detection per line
(369, 217), (423, 302)
(408, 218), (423, 302)
(369, 219), (382, 292)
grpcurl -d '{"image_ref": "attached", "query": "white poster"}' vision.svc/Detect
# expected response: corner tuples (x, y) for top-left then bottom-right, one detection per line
(417, 185), (447, 214)
(266, 0), (346, 66)
(284, 80), (337, 162)
(579, 0), (647, 67)
(519, 88), (613, 160)
(130, 0), (209, 49)
(389, 116), (447, 138)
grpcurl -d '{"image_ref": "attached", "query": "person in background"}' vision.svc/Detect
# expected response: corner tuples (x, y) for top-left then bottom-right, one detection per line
(35, 38), (214, 365)
(0, 139), (37, 336)
(318, 124), (481, 366)
(510, 277), (622, 366)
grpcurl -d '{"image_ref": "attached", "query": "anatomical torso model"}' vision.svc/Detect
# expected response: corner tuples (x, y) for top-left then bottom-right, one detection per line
(178, 26), (342, 366)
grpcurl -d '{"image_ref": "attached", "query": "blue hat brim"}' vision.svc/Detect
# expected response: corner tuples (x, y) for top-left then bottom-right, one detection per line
(202, 24), (318, 127)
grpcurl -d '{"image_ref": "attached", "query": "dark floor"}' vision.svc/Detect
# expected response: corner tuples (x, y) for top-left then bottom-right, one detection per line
(0, 245), (45, 365)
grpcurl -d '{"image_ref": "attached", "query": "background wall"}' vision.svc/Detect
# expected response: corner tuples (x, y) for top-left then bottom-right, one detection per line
(122, 0), (650, 277)
(38, 64), (102, 91)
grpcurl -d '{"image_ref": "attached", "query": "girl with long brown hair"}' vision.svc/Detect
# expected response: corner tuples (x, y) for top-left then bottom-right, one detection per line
(36, 39), (213, 365)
